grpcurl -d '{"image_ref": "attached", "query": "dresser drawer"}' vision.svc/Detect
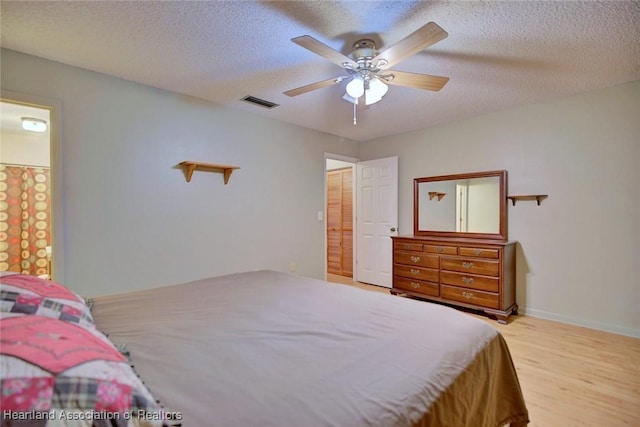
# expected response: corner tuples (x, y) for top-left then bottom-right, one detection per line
(394, 241), (423, 252)
(394, 277), (439, 297)
(394, 251), (439, 268)
(424, 244), (457, 255)
(394, 265), (439, 282)
(459, 247), (499, 259)
(441, 257), (499, 276)
(441, 285), (499, 309)
(441, 271), (499, 292)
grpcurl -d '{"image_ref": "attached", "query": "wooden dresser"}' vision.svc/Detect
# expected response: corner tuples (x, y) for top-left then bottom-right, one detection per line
(391, 235), (517, 323)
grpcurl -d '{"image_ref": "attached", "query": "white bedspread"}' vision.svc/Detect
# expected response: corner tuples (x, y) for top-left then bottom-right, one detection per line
(91, 270), (527, 427)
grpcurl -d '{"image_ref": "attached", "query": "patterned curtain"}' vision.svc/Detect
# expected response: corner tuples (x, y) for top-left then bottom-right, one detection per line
(0, 164), (51, 276)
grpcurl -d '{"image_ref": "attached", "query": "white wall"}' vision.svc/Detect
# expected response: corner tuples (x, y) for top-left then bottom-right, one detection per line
(0, 49), (359, 295)
(0, 103), (50, 167)
(0, 130), (50, 167)
(418, 180), (457, 231)
(466, 177), (500, 233)
(360, 80), (640, 337)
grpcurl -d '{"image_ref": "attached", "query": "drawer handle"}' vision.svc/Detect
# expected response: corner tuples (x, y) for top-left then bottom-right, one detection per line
(411, 282), (420, 289)
(410, 269), (420, 276)
(436, 247), (444, 253)
(473, 249), (482, 256)
(462, 291), (474, 300)
(462, 262), (474, 269)
(404, 244), (412, 249)
(462, 276), (474, 284)
(410, 256), (421, 263)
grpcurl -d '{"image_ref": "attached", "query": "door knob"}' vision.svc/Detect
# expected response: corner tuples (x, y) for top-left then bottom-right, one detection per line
(390, 227), (397, 232)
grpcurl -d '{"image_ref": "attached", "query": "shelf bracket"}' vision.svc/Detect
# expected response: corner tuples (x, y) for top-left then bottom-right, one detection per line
(183, 163), (196, 182)
(428, 191), (447, 201)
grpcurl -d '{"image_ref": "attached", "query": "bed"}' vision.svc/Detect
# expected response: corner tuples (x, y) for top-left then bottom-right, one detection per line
(2, 270), (529, 427)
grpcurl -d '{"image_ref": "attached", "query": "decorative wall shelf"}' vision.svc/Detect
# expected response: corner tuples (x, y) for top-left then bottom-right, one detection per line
(179, 161), (240, 184)
(507, 195), (548, 206)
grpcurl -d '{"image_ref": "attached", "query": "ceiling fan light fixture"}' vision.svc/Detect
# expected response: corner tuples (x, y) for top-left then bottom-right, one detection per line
(285, 22), (449, 123)
(375, 59), (389, 69)
(365, 93), (383, 106)
(345, 77), (365, 98)
(342, 93), (358, 104)
(368, 78), (388, 98)
(21, 117), (48, 133)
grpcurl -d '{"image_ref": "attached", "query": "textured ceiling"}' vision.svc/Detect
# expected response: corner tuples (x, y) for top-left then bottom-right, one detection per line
(1, 1), (639, 142)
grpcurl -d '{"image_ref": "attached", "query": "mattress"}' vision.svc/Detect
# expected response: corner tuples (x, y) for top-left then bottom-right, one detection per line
(91, 270), (528, 426)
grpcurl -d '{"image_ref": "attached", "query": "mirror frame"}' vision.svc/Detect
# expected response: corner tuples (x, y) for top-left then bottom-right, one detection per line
(413, 170), (508, 241)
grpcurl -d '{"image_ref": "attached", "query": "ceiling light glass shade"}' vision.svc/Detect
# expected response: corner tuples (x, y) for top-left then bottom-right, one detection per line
(345, 77), (364, 98)
(365, 92), (383, 106)
(368, 78), (388, 99)
(21, 117), (47, 133)
(342, 93), (358, 104)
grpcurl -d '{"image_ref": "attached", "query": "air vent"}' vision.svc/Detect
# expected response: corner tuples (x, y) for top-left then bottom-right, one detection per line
(241, 95), (279, 109)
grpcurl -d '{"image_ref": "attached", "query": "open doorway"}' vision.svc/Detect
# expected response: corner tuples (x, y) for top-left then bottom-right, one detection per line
(324, 154), (358, 281)
(324, 154), (399, 288)
(0, 99), (53, 278)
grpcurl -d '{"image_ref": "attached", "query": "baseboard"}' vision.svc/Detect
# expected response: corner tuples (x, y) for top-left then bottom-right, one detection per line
(520, 307), (640, 339)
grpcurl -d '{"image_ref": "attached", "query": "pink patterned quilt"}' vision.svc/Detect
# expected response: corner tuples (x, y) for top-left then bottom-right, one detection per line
(1, 274), (176, 427)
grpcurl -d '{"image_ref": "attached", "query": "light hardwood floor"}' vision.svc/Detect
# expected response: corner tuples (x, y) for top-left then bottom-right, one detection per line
(326, 274), (640, 426)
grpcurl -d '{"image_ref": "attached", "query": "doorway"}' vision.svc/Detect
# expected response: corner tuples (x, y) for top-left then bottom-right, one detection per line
(324, 154), (398, 287)
(0, 97), (56, 278)
(325, 154), (357, 281)
(326, 163), (354, 278)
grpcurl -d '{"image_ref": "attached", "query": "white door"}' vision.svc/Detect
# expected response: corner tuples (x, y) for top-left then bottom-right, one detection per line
(355, 156), (398, 287)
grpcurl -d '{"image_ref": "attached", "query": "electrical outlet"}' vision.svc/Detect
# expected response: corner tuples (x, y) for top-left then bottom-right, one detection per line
(290, 262), (296, 272)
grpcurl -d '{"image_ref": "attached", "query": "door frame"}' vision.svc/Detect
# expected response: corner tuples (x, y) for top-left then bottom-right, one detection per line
(1, 90), (63, 281)
(324, 153), (359, 281)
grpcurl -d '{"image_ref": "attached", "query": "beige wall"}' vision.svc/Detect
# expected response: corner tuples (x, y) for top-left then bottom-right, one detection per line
(359, 80), (640, 337)
(2, 48), (638, 337)
(1, 49), (359, 295)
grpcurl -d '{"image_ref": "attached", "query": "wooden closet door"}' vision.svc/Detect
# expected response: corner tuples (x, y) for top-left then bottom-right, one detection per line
(326, 168), (353, 277)
(327, 170), (342, 275)
(341, 169), (353, 277)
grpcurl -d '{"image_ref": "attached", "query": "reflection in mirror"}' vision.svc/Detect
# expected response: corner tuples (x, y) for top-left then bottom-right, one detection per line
(414, 170), (507, 240)
(418, 177), (500, 233)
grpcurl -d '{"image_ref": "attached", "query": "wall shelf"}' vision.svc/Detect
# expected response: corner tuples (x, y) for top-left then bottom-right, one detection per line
(179, 161), (240, 184)
(507, 195), (548, 206)
(428, 191), (447, 201)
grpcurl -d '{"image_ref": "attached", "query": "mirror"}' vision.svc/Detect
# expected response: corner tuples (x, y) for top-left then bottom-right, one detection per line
(414, 170), (507, 240)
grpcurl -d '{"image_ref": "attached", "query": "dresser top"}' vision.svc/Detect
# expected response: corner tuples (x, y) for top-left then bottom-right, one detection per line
(393, 235), (516, 246)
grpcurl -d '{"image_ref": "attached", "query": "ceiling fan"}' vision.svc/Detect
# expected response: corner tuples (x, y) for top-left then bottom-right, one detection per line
(284, 22), (450, 122)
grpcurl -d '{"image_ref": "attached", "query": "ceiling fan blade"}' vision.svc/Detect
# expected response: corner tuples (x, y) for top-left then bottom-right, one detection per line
(284, 76), (349, 97)
(382, 70), (449, 91)
(292, 35), (358, 69)
(372, 22), (448, 69)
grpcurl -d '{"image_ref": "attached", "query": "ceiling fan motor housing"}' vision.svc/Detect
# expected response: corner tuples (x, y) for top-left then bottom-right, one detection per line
(351, 39), (377, 62)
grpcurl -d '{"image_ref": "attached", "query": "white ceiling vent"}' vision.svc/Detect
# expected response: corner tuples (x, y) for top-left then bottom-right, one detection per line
(241, 96), (279, 109)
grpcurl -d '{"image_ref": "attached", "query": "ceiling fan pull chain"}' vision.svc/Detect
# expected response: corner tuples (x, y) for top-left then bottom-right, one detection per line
(353, 100), (357, 125)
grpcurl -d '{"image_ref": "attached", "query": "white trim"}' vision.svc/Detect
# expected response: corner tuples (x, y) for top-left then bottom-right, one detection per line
(1, 90), (64, 282)
(520, 307), (640, 338)
(324, 152), (360, 164)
